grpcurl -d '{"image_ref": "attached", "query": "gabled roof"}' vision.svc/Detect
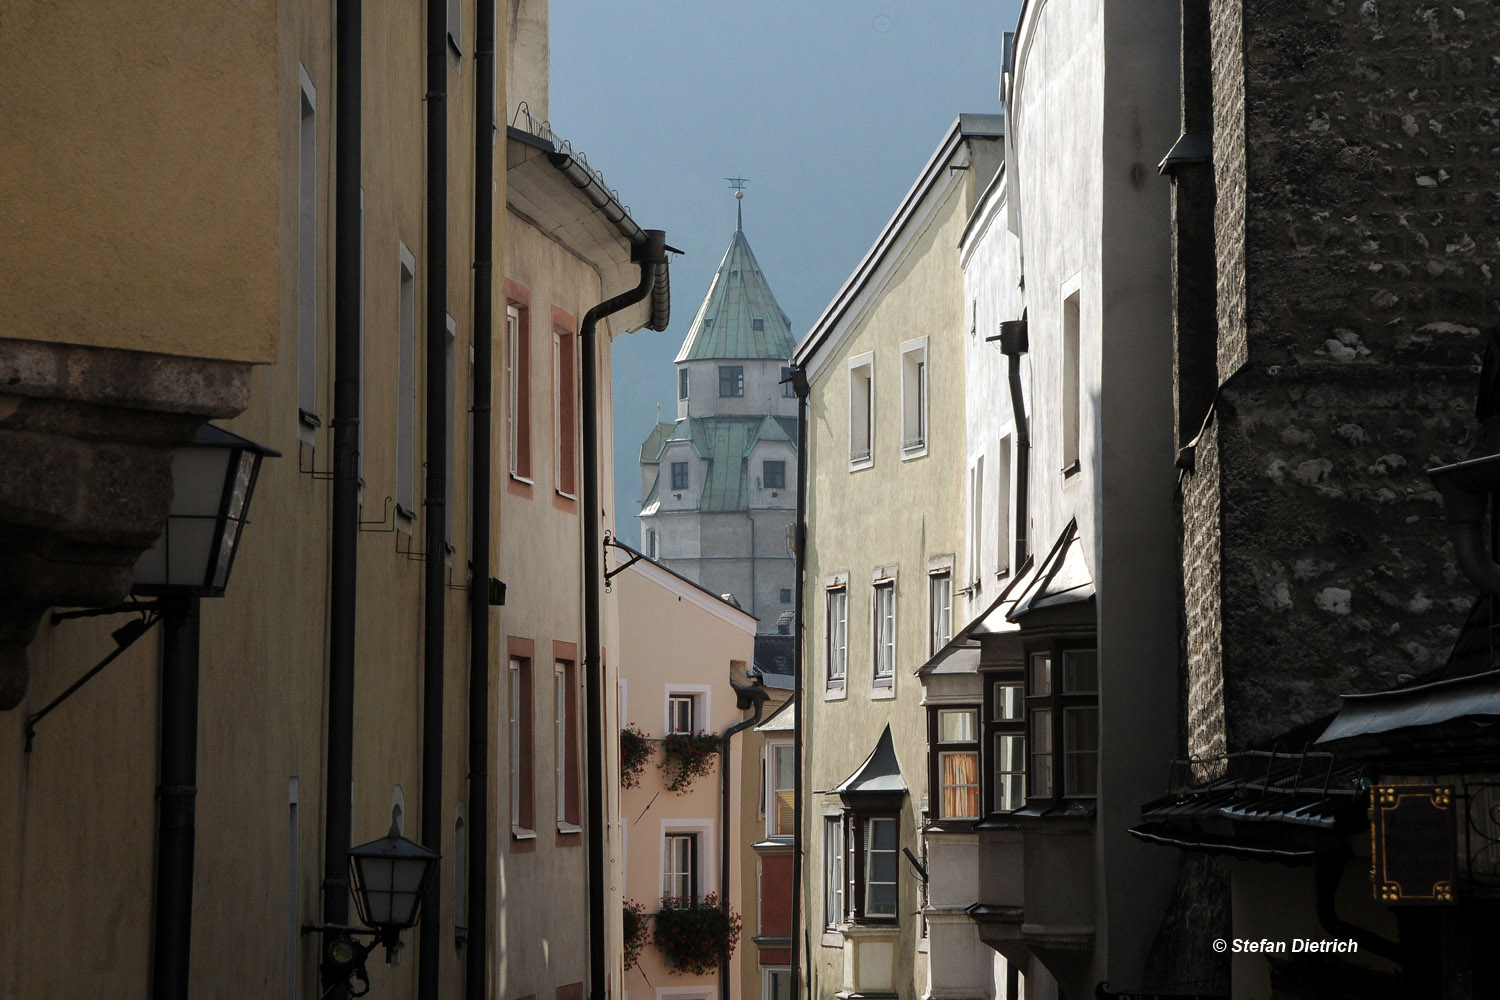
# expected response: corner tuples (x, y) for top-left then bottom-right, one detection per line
(1006, 519), (1095, 623)
(674, 228), (794, 363)
(607, 539), (758, 628)
(638, 415), (798, 515)
(830, 725), (907, 804)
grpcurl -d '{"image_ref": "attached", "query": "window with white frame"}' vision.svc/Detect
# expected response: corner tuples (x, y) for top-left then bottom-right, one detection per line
(679, 367), (689, 401)
(967, 458), (984, 593)
(446, 0), (461, 54)
(554, 324), (578, 498)
(445, 315), (457, 546)
(781, 366), (795, 398)
(825, 585), (847, 692)
(848, 355), (873, 466)
(991, 679), (1026, 813)
(663, 832), (699, 904)
(397, 245), (417, 523)
(647, 529), (659, 559)
(766, 741), (794, 839)
(667, 694), (696, 735)
(872, 581), (895, 689)
(845, 814), (898, 921)
(296, 68), (318, 440)
(929, 571), (952, 655)
(900, 338), (928, 455)
(996, 435), (1013, 577)
(506, 302), (532, 483)
(1062, 290), (1081, 472)
(824, 817), (844, 927)
(764, 968), (792, 1000)
(509, 656), (534, 835)
(555, 661), (579, 829)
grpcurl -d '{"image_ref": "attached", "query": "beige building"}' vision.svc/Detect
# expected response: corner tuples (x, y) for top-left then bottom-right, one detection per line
(611, 543), (760, 1000)
(2, 4), (670, 1000)
(790, 115), (1005, 1000)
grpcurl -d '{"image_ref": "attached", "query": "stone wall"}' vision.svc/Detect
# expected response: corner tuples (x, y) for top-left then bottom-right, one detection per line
(1186, 0), (1499, 750)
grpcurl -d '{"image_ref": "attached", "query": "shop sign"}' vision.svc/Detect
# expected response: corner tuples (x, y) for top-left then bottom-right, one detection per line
(1371, 785), (1455, 904)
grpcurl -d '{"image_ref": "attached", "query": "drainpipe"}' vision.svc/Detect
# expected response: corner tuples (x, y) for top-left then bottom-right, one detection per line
(150, 595), (199, 1000)
(584, 231), (670, 1000)
(720, 680), (770, 1000)
(322, 0), (361, 992)
(996, 320), (1029, 566)
(466, 0), (497, 993)
(785, 364), (810, 1000)
(419, 0), (449, 994)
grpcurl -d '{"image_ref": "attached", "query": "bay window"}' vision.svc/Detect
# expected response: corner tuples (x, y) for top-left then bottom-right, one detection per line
(931, 707), (980, 821)
(1026, 645), (1098, 802)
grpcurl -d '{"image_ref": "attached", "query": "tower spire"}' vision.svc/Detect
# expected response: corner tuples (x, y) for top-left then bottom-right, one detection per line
(726, 176), (748, 231)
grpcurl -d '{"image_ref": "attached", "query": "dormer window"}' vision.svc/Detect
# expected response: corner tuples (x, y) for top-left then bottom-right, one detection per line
(753, 317), (765, 331)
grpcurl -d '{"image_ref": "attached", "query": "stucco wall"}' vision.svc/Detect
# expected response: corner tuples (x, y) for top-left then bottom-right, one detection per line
(1, 1), (280, 365)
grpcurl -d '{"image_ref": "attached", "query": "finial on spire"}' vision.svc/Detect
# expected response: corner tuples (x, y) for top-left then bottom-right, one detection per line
(726, 177), (748, 231)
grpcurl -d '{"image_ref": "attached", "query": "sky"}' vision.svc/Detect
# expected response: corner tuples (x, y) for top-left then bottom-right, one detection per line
(548, 1), (1023, 544)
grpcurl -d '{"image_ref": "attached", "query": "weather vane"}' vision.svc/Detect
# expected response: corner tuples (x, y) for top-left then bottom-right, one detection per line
(726, 177), (748, 230)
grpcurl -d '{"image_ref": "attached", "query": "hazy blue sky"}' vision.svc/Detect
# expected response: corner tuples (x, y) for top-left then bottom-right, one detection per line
(548, 2), (1022, 544)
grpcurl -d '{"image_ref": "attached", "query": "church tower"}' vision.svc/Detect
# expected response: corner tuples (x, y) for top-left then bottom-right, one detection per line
(638, 183), (797, 633)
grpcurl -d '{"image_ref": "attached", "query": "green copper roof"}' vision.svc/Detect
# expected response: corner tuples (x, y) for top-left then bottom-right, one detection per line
(639, 415), (798, 513)
(674, 229), (795, 363)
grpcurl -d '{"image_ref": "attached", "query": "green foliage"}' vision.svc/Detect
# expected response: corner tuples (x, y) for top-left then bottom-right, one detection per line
(659, 731), (720, 794)
(653, 893), (742, 975)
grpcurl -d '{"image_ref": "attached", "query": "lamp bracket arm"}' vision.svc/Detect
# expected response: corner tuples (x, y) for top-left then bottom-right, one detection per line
(24, 610), (162, 752)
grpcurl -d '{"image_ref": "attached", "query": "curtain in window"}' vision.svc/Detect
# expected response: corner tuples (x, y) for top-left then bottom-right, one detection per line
(941, 751), (979, 819)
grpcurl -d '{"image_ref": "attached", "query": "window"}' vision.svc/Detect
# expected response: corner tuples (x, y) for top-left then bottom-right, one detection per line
(824, 817), (844, 927)
(929, 571), (952, 655)
(825, 586), (847, 691)
(678, 368), (689, 400)
(990, 679), (1025, 813)
(671, 461), (689, 492)
(933, 708), (979, 821)
(446, 0), (461, 54)
(846, 814), (898, 921)
(663, 833), (699, 904)
(767, 741), (795, 838)
(647, 529), (659, 559)
(779, 587), (792, 604)
(454, 805), (467, 944)
(752, 317), (765, 331)
(509, 656), (534, 836)
(996, 436), (1013, 576)
(397, 245), (417, 523)
(872, 581), (895, 689)
(763, 460), (786, 490)
(446, 315), (457, 545)
(781, 365), (795, 398)
(1062, 290), (1081, 472)
(719, 365), (745, 397)
(764, 968), (792, 1000)
(848, 355), (873, 466)
(506, 300), (533, 483)
(967, 458), (984, 593)
(900, 338), (928, 455)
(555, 660), (579, 829)
(667, 694), (695, 735)
(554, 323), (577, 498)
(1026, 647), (1098, 801)
(297, 68), (318, 439)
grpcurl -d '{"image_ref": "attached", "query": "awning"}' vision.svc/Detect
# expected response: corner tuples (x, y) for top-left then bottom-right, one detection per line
(1007, 519), (1094, 624)
(1315, 667), (1500, 756)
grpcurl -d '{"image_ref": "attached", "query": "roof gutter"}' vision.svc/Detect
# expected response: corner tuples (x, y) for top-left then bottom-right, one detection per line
(584, 231), (670, 1000)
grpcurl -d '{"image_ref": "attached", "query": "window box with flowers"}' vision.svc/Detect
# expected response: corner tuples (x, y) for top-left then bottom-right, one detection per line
(659, 731), (720, 794)
(653, 892), (742, 974)
(622, 899), (650, 970)
(620, 724), (653, 789)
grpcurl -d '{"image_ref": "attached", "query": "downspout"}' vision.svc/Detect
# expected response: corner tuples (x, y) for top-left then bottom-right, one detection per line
(419, 0), (448, 995)
(584, 231), (670, 1000)
(466, 0), (496, 993)
(786, 365), (810, 1000)
(720, 681), (770, 1000)
(150, 595), (199, 1000)
(322, 0), (361, 992)
(996, 320), (1029, 566)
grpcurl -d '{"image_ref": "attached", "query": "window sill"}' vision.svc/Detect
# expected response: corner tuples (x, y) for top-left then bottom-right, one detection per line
(510, 472), (535, 486)
(824, 684), (847, 701)
(900, 444), (928, 462)
(848, 456), (874, 473)
(821, 930), (845, 948)
(299, 408), (323, 430)
(557, 821), (582, 835)
(870, 685), (896, 701)
(1061, 460), (1080, 478)
(556, 489), (577, 502)
(511, 826), (537, 840)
